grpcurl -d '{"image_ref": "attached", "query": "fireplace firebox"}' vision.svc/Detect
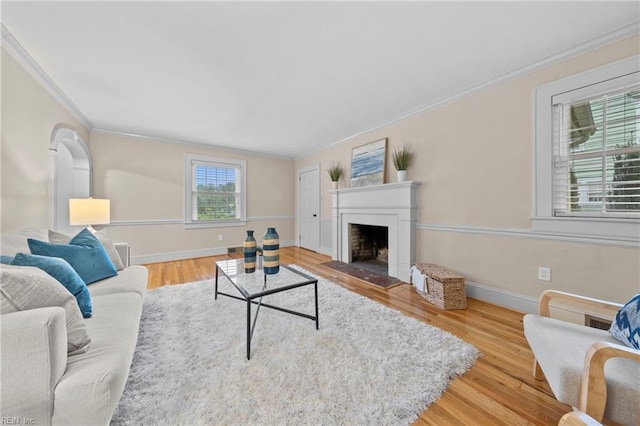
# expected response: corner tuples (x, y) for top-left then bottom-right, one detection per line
(350, 224), (389, 263)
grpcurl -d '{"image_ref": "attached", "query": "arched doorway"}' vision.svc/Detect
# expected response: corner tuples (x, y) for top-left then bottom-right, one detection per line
(49, 126), (91, 233)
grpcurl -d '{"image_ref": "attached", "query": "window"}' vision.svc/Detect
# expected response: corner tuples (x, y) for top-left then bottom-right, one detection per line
(552, 82), (640, 216)
(184, 154), (246, 228)
(533, 56), (640, 242)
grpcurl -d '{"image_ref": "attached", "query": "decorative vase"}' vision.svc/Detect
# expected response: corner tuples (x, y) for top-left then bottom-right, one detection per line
(397, 170), (408, 182)
(243, 230), (257, 273)
(331, 181), (338, 190)
(262, 227), (280, 275)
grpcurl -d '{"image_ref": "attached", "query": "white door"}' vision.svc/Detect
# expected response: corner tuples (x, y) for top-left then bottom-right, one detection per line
(298, 167), (320, 252)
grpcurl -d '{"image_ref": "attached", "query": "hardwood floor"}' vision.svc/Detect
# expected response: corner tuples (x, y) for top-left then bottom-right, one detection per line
(144, 246), (574, 425)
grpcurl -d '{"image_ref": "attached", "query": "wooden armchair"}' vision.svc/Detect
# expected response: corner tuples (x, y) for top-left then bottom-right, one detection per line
(523, 290), (640, 426)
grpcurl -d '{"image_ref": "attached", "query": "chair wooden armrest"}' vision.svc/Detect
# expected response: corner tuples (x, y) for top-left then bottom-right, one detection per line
(558, 411), (603, 426)
(579, 341), (640, 422)
(532, 290), (623, 380)
(538, 290), (622, 318)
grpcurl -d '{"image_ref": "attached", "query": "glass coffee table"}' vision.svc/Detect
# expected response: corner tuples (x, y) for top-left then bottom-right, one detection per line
(214, 259), (319, 360)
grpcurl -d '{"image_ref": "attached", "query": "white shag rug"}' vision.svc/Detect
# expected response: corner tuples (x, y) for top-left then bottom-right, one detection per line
(111, 266), (478, 425)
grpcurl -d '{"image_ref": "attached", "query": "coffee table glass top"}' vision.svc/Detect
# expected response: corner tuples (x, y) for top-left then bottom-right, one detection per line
(215, 258), (316, 298)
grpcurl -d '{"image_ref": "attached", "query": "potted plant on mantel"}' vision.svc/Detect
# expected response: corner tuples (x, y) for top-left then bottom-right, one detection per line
(327, 162), (342, 190)
(392, 145), (412, 182)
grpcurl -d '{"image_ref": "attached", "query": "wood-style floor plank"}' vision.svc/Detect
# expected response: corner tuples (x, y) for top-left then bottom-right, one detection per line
(143, 247), (576, 425)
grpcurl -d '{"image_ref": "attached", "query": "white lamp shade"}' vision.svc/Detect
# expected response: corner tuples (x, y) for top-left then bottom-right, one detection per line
(69, 198), (110, 226)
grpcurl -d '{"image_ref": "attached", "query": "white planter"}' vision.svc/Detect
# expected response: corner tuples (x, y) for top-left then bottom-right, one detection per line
(331, 181), (339, 190)
(397, 170), (408, 182)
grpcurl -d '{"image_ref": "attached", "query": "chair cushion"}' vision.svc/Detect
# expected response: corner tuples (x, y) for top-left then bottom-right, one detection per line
(49, 228), (125, 271)
(0, 264), (91, 354)
(10, 253), (93, 318)
(52, 292), (142, 425)
(87, 265), (148, 298)
(28, 229), (117, 285)
(609, 293), (640, 350)
(524, 314), (639, 426)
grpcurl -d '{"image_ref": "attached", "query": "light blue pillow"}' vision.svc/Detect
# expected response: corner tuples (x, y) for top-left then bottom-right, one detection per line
(10, 253), (93, 318)
(28, 228), (118, 285)
(609, 293), (640, 350)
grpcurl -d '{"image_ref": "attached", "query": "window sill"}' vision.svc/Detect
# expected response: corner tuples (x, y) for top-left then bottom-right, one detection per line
(531, 216), (640, 245)
(184, 220), (247, 229)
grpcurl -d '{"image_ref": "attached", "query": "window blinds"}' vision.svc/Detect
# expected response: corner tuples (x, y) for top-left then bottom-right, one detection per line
(552, 85), (640, 217)
(191, 160), (241, 221)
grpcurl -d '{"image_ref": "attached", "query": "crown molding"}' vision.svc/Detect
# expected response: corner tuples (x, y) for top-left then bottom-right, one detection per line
(91, 128), (295, 160)
(296, 21), (640, 160)
(1, 24), (93, 131)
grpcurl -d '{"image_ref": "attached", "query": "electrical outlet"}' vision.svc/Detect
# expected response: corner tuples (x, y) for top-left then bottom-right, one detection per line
(538, 267), (551, 282)
(218, 234), (223, 241)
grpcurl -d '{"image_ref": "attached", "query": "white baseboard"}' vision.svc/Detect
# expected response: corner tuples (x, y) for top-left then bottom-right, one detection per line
(132, 240), (296, 265)
(318, 246), (332, 256)
(465, 281), (538, 314)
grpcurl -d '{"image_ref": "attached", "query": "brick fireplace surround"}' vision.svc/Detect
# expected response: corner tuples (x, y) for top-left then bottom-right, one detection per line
(331, 181), (420, 283)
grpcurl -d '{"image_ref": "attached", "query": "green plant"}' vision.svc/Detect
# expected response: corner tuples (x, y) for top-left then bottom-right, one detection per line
(392, 145), (412, 171)
(327, 162), (342, 182)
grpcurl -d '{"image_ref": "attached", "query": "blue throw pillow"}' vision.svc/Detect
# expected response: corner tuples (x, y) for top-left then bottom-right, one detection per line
(10, 253), (93, 318)
(0, 255), (14, 264)
(28, 228), (117, 285)
(609, 293), (640, 350)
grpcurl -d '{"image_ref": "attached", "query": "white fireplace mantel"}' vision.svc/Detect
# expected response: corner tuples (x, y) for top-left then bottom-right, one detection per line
(331, 181), (420, 283)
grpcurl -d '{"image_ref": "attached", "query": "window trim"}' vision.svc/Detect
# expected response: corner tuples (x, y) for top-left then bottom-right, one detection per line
(184, 153), (247, 229)
(531, 55), (640, 243)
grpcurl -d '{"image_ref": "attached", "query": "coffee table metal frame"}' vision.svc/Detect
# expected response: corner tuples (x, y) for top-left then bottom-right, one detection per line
(214, 260), (319, 360)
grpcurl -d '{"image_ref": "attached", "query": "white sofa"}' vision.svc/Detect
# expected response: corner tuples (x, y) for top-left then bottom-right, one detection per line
(0, 229), (148, 425)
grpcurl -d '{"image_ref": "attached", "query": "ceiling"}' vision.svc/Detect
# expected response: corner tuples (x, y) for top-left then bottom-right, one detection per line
(2, 2), (639, 158)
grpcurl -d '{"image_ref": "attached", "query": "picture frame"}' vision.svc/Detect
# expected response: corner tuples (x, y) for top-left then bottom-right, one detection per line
(349, 138), (387, 187)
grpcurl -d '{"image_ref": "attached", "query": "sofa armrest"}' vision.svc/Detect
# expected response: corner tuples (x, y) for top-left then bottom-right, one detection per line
(578, 341), (640, 422)
(114, 243), (130, 267)
(1, 307), (68, 425)
(538, 290), (622, 319)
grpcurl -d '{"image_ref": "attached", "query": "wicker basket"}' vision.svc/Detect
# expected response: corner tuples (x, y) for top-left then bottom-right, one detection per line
(414, 263), (467, 310)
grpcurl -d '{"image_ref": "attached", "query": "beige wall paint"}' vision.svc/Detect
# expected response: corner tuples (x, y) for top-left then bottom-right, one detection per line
(90, 131), (295, 258)
(1, 49), (90, 232)
(295, 35), (640, 304)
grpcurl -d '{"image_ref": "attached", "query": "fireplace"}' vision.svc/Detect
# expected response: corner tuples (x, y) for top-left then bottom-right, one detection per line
(350, 224), (389, 263)
(331, 181), (419, 282)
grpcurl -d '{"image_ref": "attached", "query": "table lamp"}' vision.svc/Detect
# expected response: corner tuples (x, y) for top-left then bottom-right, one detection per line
(69, 198), (110, 232)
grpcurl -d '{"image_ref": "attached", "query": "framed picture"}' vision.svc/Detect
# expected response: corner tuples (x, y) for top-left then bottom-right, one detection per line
(350, 138), (387, 187)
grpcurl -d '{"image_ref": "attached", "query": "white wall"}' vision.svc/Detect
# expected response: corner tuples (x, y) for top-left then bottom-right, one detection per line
(1, 49), (90, 232)
(295, 35), (640, 308)
(89, 131), (295, 263)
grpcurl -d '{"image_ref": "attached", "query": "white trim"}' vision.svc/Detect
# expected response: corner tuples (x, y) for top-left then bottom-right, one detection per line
(248, 216), (294, 222)
(318, 246), (332, 256)
(109, 219), (184, 226)
(465, 281), (538, 314)
(1, 24), (93, 130)
(296, 23), (640, 160)
(417, 223), (639, 248)
(92, 128), (293, 160)
(108, 216), (294, 227)
(131, 239), (295, 265)
(184, 220), (247, 229)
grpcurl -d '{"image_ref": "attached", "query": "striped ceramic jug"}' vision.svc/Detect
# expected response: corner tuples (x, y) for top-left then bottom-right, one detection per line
(262, 227), (279, 275)
(243, 230), (257, 273)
